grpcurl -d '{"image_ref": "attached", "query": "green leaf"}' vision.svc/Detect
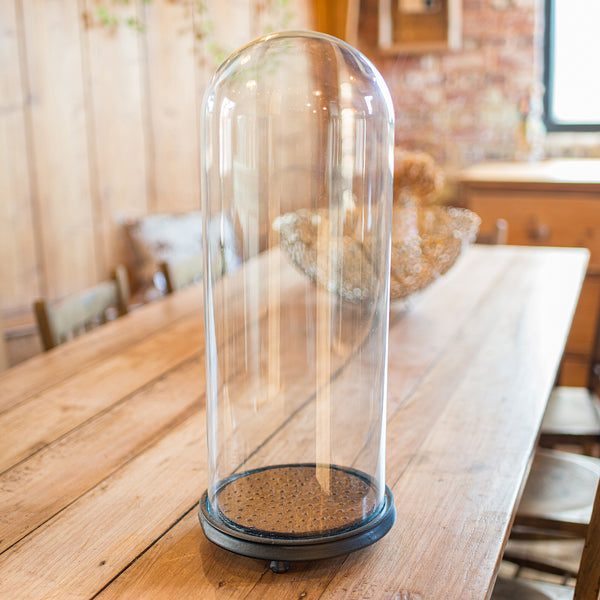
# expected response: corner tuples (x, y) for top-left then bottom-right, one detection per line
(97, 6), (119, 27)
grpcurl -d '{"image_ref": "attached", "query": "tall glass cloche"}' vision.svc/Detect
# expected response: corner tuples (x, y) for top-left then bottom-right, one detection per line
(199, 30), (396, 572)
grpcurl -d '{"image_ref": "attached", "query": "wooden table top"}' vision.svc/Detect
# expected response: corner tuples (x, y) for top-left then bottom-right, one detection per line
(0, 244), (589, 600)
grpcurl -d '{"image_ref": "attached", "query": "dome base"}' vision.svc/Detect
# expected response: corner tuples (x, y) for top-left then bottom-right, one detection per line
(198, 464), (395, 569)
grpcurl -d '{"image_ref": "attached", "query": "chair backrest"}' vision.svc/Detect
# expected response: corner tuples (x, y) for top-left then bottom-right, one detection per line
(159, 253), (204, 294)
(123, 211), (240, 294)
(34, 265), (130, 351)
(574, 478), (600, 600)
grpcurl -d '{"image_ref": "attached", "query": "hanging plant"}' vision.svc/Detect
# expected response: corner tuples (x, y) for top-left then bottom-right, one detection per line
(82, 0), (149, 33)
(84, 0), (297, 68)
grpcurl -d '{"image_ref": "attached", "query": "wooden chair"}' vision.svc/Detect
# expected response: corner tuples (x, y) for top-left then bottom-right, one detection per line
(511, 449), (600, 541)
(492, 474), (600, 600)
(490, 287), (600, 585)
(158, 253), (204, 294)
(495, 448), (600, 592)
(477, 216), (600, 456)
(538, 295), (600, 456)
(34, 265), (130, 351)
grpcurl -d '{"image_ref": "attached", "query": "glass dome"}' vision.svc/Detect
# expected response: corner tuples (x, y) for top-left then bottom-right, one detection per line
(199, 30), (395, 571)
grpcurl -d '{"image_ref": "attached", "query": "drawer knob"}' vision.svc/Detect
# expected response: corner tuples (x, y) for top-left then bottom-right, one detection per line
(528, 221), (550, 242)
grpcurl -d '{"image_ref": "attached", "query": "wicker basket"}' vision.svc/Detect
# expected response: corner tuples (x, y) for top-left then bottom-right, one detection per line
(273, 204), (481, 303)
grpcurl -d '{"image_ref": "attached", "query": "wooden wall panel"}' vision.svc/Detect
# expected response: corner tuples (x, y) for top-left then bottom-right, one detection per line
(312, 0), (352, 41)
(21, 0), (96, 299)
(0, 312), (7, 371)
(0, 0), (313, 340)
(142, 0), (201, 213)
(0, 0), (39, 315)
(206, 0), (253, 59)
(81, 0), (149, 276)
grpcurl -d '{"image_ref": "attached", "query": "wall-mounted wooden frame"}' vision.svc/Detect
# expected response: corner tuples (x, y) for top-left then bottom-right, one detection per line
(313, 0), (360, 46)
(379, 0), (462, 54)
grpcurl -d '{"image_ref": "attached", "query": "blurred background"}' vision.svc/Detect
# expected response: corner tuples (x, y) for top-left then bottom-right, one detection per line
(1, 0), (598, 369)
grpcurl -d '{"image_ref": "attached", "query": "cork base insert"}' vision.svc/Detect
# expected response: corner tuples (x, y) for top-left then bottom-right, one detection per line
(215, 464), (378, 537)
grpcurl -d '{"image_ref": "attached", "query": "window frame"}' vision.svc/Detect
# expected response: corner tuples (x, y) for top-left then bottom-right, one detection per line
(543, 0), (600, 132)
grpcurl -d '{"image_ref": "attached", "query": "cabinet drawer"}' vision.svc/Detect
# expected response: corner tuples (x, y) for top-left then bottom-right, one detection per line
(468, 191), (600, 269)
(559, 356), (590, 387)
(565, 274), (600, 357)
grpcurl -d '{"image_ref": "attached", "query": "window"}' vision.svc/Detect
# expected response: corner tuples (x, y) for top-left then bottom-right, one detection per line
(543, 0), (600, 131)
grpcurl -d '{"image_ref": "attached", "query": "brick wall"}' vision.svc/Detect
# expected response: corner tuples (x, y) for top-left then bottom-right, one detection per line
(359, 0), (546, 169)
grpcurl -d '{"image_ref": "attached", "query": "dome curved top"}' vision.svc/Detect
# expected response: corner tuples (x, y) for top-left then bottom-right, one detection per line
(203, 30), (394, 123)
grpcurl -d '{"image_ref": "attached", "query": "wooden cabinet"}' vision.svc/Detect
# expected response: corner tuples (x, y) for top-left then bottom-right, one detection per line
(458, 159), (600, 386)
(378, 0), (462, 53)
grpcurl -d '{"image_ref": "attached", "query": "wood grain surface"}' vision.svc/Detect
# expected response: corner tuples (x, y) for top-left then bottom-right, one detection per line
(0, 245), (588, 599)
(459, 159), (600, 389)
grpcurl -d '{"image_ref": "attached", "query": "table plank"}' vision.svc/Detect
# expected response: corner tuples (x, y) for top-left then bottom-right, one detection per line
(83, 246), (588, 600)
(320, 248), (587, 600)
(385, 243), (514, 417)
(0, 414), (203, 600)
(0, 317), (203, 472)
(0, 357), (201, 553)
(0, 248), (296, 415)
(0, 245), (588, 600)
(0, 284), (201, 414)
(0, 250), (307, 471)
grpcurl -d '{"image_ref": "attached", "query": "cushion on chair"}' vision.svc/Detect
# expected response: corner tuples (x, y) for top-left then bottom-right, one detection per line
(123, 211), (240, 294)
(492, 577), (573, 600)
(541, 387), (600, 436)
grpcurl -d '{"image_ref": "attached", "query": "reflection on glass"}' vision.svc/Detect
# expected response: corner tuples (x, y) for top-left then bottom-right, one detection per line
(199, 31), (396, 567)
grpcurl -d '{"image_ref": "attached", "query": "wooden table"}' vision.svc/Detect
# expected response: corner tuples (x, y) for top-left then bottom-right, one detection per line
(0, 245), (588, 599)
(458, 159), (600, 387)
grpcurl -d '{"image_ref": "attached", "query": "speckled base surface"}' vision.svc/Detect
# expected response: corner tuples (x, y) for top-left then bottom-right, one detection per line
(199, 463), (395, 563)
(216, 464), (378, 537)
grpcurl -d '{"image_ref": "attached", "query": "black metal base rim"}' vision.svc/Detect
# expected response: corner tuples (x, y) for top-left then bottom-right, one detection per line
(198, 485), (395, 562)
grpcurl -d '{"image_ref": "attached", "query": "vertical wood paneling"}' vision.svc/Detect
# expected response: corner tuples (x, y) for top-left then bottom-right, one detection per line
(0, 312), (7, 370)
(143, 0), (201, 213)
(0, 0), (39, 315)
(21, 0), (96, 299)
(207, 0), (252, 58)
(194, 0), (254, 129)
(80, 0), (149, 276)
(0, 0), (313, 330)
(312, 0), (351, 41)
(250, 0), (312, 41)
